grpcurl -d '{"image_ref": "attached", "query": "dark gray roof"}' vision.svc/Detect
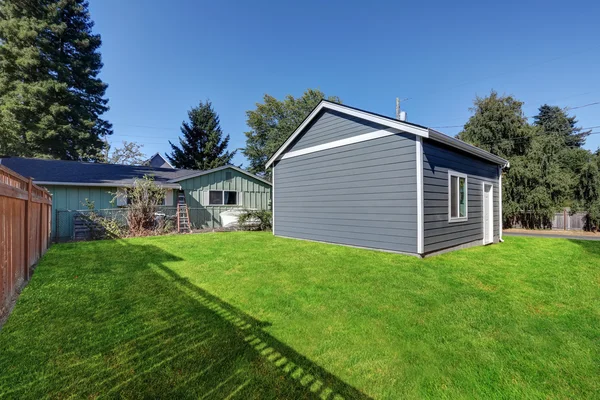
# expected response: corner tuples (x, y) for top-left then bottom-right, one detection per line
(0, 157), (197, 187)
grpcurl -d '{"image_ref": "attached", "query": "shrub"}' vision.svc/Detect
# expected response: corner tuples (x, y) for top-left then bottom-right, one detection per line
(124, 176), (166, 235)
(237, 210), (272, 231)
(82, 199), (127, 239)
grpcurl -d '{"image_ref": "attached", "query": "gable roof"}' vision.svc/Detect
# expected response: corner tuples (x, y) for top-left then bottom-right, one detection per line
(146, 153), (174, 169)
(0, 158), (271, 189)
(265, 100), (509, 168)
(0, 157), (188, 188)
(168, 165), (272, 186)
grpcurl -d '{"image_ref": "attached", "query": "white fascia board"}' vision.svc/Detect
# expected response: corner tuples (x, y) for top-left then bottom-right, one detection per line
(265, 101), (429, 168)
(34, 181), (182, 189)
(169, 165), (272, 186)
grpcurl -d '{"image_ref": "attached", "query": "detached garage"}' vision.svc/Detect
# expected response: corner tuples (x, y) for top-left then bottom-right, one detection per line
(266, 100), (509, 257)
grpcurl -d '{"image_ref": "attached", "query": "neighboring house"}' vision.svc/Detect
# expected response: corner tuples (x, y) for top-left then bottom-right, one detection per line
(0, 157), (271, 241)
(266, 100), (509, 257)
(146, 153), (174, 169)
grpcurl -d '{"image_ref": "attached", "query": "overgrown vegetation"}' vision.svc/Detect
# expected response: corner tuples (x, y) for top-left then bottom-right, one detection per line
(80, 176), (176, 239)
(237, 209), (272, 231)
(0, 234), (598, 398)
(82, 199), (127, 239)
(124, 176), (166, 235)
(458, 90), (599, 229)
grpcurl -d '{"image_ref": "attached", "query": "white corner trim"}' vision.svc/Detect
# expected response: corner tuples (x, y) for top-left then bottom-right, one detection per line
(265, 101), (429, 168)
(416, 137), (424, 254)
(280, 129), (402, 161)
(498, 166), (503, 241)
(272, 166), (275, 235)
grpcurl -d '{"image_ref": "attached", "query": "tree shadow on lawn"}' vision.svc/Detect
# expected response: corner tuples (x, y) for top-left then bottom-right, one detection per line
(568, 238), (600, 257)
(0, 239), (371, 400)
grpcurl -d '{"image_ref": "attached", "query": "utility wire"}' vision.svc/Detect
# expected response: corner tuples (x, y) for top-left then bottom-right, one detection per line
(403, 46), (600, 103)
(431, 101), (600, 130)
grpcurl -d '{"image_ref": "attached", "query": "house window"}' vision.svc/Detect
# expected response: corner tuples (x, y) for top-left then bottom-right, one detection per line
(225, 171), (232, 181)
(448, 171), (467, 221)
(208, 190), (238, 206)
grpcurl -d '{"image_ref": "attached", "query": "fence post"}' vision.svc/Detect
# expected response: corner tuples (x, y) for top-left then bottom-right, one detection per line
(564, 209), (567, 231)
(24, 177), (33, 280)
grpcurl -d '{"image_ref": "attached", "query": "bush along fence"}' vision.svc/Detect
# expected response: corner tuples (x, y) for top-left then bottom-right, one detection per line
(508, 208), (589, 231)
(55, 206), (237, 242)
(0, 165), (52, 319)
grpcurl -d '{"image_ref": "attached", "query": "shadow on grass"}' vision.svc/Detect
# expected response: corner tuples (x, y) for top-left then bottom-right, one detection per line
(568, 238), (600, 257)
(0, 239), (371, 399)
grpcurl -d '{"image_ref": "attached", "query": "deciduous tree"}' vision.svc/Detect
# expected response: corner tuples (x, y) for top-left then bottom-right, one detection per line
(243, 89), (341, 177)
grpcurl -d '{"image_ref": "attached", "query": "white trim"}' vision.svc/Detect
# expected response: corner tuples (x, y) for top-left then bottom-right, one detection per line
(148, 153), (174, 169)
(280, 129), (402, 161)
(169, 165), (271, 186)
(272, 166), (275, 235)
(416, 137), (424, 254)
(482, 182), (494, 245)
(207, 190), (240, 206)
(498, 167), (503, 241)
(265, 101), (429, 168)
(448, 170), (468, 223)
(34, 181), (181, 189)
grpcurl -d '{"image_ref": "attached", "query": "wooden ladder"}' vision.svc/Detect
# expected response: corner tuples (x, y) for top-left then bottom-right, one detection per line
(176, 192), (191, 233)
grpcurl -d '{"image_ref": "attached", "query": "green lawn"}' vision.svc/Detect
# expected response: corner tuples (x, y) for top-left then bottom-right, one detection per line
(0, 233), (598, 399)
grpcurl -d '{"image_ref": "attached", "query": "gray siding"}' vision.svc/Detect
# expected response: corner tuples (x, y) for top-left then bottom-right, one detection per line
(422, 140), (500, 254)
(289, 110), (385, 151)
(274, 112), (418, 254)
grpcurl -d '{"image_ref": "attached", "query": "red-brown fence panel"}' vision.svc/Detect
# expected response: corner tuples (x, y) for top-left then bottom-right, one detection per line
(0, 165), (52, 319)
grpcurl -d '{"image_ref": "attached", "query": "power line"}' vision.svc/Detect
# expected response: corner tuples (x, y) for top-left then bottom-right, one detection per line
(566, 101), (600, 110)
(403, 46), (600, 103)
(431, 101), (600, 130)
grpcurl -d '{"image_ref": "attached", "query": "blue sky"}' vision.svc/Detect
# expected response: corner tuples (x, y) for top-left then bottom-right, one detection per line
(89, 0), (600, 167)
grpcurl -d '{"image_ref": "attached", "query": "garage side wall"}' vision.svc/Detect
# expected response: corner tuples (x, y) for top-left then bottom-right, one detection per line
(274, 112), (418, 254)
(422, 140), (500, 254)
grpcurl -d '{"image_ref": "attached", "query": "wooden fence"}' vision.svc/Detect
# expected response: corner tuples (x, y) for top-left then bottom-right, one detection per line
(0, 164), (52, 319)
(551, 209), (587, 231)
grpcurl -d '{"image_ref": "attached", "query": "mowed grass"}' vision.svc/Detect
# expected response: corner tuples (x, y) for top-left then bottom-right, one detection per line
(0, 233), (598, 399)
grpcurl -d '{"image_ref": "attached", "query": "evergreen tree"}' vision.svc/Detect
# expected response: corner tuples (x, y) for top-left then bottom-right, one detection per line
(534, 105), (590, 148)
(0, 0), (112, 160)
(457, 90), (532, 159)
(167, 100), (236, 170)
(243, 89), (341, 177)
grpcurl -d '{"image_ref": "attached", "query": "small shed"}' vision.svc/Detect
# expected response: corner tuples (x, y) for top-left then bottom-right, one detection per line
(266, 100), (508, 257)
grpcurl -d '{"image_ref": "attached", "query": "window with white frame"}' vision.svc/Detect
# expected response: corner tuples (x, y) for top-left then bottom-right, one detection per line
(208, 190), (238, 206)
(448, 171), (467, 221)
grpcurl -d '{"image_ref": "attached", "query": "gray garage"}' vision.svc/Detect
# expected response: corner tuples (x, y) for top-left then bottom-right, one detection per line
(266, 100), (508, 257)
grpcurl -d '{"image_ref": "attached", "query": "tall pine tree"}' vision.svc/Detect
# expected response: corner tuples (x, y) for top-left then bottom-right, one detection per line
(167, 100), (236, 170)
(534, 105), (590, 148)
(0, 0), (112, 160)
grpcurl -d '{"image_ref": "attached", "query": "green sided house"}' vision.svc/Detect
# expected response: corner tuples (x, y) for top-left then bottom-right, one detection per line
(0, 155), (271, 241)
